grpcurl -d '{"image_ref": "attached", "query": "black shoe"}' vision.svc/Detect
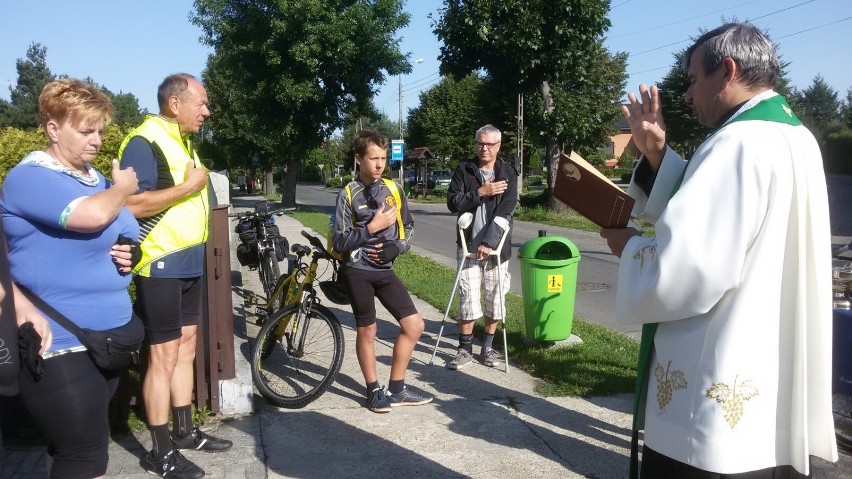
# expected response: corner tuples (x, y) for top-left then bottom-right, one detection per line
(142, 450), (205, 478)
(367, 386), (392, 413)
(171, 427), (233, 452)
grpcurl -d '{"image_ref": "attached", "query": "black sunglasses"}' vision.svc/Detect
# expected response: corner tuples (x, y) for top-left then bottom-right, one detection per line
(363, 189), (379, 210)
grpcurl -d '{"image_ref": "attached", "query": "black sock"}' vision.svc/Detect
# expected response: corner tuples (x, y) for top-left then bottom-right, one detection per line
(149, 423), (172, 459)
(459, 333), (473, 352)
(367, 381), (381, 394)
(483, 333), (495, 351)
(172, 404), (193, 439)
(388, 379), (404, 395)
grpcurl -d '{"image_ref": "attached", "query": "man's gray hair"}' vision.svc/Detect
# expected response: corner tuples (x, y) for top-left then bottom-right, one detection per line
(684, 22), (780, 89)
(475, 124), (501, 142)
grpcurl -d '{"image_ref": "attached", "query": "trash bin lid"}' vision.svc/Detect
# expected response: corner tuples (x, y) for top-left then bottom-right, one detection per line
(518, 236), (580, 261)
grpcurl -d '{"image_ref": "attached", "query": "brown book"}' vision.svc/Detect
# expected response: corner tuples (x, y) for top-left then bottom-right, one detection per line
(553, 151), (635, 229)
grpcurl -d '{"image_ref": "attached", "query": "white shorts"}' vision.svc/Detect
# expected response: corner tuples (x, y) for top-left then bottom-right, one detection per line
(456, 248), (510, 321)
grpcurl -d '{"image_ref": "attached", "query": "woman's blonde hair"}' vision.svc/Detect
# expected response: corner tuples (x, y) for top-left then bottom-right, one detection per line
(39, 78), (114, 128)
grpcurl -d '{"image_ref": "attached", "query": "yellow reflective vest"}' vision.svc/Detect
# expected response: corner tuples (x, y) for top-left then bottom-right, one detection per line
(118, 115), (209, 277)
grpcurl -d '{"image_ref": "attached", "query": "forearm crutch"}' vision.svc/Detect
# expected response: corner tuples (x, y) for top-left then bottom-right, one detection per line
(490, 216), (510, 374)
(429, 213), (475, 366)
(429, 214), (511, 374)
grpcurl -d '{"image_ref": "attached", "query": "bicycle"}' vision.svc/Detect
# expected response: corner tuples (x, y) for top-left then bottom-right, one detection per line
(251, 230), (347, 408)
(231, 201), (291, 315)
(833, 258), (852, 454)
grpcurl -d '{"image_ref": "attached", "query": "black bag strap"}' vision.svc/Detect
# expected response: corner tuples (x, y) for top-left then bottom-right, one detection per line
(15, 283), (85, 338)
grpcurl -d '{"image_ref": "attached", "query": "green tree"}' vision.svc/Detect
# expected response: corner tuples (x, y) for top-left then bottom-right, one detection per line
(433, 0), (623, 202)
(0, 127), (44, 180)
(106, 90), (146, 126)
(844, 88), (852, 129)
(0, 43), (56, 129)
(343, 112), (399, 151)
(795, 75), (841, 143)
(522, 39), (627, 169)
(192, 0), (410, 206)
(407, 74), (485, 166)
(656, 52), (708, 158)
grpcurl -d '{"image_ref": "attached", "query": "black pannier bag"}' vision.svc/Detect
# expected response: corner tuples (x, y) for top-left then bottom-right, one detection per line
(236, 219), (256, 244)
(236, 242), (259, 267)
(235, 220), (258, 267)
(265, 224), (289, 262)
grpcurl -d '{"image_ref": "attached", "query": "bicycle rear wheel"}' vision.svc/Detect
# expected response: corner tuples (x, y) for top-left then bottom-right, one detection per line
(252, 302), (344, 408)
(259, 250), (280, 302)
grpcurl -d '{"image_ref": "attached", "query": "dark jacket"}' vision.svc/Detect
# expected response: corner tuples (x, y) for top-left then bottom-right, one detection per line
(332, 177), (413, 271)
(447, 157), (518, 262)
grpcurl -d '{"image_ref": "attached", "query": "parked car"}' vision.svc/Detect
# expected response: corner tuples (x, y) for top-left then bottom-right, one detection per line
(429, 168), (452, 188)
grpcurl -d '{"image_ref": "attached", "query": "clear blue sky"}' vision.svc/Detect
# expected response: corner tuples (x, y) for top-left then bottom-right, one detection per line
(2, 0), (849, 123)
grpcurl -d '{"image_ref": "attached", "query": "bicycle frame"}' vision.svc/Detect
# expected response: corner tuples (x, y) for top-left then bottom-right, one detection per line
(259, 231), (339, 365)
(270, 250), (324, 339)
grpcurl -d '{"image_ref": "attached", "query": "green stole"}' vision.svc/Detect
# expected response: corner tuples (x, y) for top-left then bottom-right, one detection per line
(628, 94), (801, 479)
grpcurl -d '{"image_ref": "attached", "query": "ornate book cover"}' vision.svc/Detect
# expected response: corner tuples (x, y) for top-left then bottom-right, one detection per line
(553, 151), (634, 229)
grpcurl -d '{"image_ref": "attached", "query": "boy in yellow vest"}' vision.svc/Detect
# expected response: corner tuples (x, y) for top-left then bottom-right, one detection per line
(331, 129), (432, 413)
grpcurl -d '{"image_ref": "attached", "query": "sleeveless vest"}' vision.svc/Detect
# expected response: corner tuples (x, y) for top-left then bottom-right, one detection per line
(118, 115), (209, 276)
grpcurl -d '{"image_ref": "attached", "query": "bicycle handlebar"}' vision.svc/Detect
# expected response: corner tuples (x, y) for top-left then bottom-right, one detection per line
(228, 207), (292, 221)
(300, 230), (332, 258)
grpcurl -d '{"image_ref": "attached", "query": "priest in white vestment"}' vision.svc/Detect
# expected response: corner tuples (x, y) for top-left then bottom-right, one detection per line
(601, 22), (838, 478)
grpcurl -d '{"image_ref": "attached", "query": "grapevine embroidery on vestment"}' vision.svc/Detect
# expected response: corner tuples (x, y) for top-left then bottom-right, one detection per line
(705, 376), (759, 429)
(654, 360), (687, 411)
(632, 244), (656, 270)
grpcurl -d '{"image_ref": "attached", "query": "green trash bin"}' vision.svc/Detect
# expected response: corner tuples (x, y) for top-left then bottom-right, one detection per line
(517, 236), (580, 341)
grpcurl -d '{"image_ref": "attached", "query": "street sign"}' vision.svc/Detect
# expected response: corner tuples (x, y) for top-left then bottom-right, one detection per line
(391, 140), (404, 169)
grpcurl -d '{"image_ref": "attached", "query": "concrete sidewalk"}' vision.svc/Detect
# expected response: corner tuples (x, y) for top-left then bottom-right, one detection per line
(3, 196), (850, 478)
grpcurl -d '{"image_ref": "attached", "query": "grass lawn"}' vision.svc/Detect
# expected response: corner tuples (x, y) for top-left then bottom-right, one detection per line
(292, 208), (639, 397)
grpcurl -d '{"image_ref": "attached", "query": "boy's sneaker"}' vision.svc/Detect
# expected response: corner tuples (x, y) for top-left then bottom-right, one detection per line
(171, 427), (233, 452)
(386, 387), (433, 407)
(367, 386), (392, 413)
(481, 348), (502, 367)
(142, 449), (205, 478)
(447, 348), (473, 370)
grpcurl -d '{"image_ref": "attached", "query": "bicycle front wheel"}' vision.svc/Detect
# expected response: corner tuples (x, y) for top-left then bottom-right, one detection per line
(252, 302), (344, 408)
(834, 392), (852, 453)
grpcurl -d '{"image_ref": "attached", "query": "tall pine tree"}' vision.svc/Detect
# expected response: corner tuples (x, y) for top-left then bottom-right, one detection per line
(0, 43), (55, 129)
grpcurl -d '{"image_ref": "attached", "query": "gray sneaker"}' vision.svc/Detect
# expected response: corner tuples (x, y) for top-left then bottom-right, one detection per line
(481, 348), (502, 368)
(447, 348), (473, 370)
(386, 387), (433, 407)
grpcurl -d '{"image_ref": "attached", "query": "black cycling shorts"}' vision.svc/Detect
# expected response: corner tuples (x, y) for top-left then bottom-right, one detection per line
(133, 276), (202, 344)
(342, 267), (417, 327)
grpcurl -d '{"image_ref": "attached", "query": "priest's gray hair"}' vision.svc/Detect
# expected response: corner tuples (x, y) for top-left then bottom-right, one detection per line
(475, 124), (501, 142)
(684, 22), (780, 89)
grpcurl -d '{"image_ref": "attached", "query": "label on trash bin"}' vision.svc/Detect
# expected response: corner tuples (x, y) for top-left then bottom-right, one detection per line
(547, 274), (563, 292)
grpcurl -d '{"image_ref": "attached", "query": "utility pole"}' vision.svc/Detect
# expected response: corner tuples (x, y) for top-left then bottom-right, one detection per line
(398, 58), (423, 185)
(398, 77), (403, 139)
(517, 93), (524, 200)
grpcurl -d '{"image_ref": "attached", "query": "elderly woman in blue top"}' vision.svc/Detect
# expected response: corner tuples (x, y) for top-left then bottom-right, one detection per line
(0, 78), (140, 479)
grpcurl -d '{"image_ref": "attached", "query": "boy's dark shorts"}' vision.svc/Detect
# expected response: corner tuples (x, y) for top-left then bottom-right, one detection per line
(133, 276), (202, 344)
(342, 267), (417, 327)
